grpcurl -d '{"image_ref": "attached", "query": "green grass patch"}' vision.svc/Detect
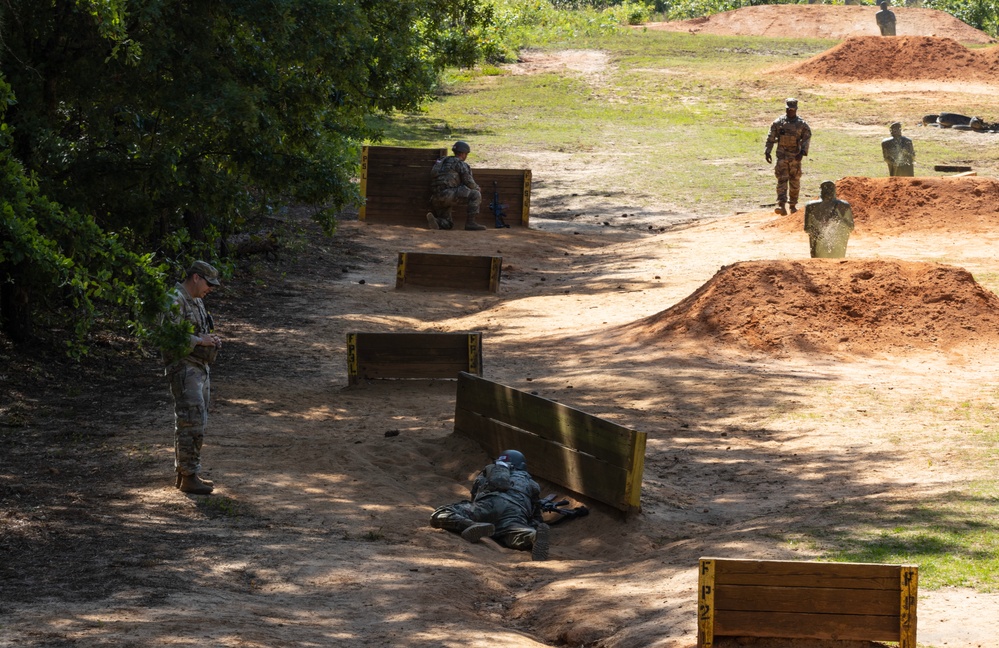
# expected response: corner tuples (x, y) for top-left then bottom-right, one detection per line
(368, 27), (999, 215)
(973, 272), (999, 295)
(805, 482), (999, 591)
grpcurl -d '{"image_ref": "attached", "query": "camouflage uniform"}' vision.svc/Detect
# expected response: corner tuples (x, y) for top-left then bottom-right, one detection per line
(429, 155), (482, 230)
(164, 282), (218, 479)
(431, 461), (544, 552)
(881, 134), (915, 177)
(804, 181), (855, 258)
(766, 112), (812, 210)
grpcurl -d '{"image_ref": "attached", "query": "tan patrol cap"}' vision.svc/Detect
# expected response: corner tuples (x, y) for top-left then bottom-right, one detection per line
(786, 98), (798, 108)
(187, 260), (221, 286)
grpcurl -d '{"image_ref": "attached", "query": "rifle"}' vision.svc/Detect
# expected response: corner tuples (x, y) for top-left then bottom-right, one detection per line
(539, 493), (589, 525)
(488, 181), (510, 229)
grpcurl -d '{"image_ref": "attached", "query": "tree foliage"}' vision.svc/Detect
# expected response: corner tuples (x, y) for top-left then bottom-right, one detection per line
(0, 0), (493, 352)
(925, 0), (999, 36)
(0, 76), (168, 355)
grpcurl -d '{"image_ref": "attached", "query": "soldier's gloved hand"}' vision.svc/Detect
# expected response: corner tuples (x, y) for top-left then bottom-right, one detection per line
(765, 152), (772, 164)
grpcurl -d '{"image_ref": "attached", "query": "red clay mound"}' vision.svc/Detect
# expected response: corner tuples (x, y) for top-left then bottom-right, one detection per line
(642, 5), (995, 44)
(623, 259), (999, 356)
(769, 177), (999, 236)
(788, 36), (999, 83)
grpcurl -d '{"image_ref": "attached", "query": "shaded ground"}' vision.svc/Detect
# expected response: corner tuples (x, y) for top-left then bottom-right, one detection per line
(642, 4), (996, 43)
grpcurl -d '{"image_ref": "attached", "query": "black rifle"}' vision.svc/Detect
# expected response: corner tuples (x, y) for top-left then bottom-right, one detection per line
(540, 493), (589, 525)
(489, 181), (510, 229)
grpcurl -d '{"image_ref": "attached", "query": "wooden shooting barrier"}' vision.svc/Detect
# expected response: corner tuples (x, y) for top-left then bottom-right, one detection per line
(396, 252), (502, 293)
(346, 333), (483, 385)
(359, 145), (531, 227)
(697, 558), (918, 648)
(453, 372), (646, 515)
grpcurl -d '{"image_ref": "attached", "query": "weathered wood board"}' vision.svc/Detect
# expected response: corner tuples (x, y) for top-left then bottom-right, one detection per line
(453, 371), (646, 514)
(359, 146), (531, 227)
(396, 252), (502, 293)
(697, 558), (918, 648)
(346, 333), (483, 385)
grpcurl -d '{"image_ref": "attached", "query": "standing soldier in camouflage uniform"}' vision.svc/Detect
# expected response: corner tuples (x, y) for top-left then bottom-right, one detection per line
(430, 449), (550, 560)
(881, 122), (915, 176)
(765, 98), (812, 216)
(427, 141), (486, 231)
(162, 261), (223, 495)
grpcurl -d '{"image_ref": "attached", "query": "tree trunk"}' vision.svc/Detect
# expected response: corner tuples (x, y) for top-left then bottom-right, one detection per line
(183, 209), (208, 242)
(0, 278), (33, 344)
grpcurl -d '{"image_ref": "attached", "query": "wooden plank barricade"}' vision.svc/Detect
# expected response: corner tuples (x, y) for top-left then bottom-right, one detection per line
(697, 558), (918, 648)
(359, 145), (531, 227)
(453, 371), (646, 515)
(396, 252), (502, 293)
(346, 333), (483, 386)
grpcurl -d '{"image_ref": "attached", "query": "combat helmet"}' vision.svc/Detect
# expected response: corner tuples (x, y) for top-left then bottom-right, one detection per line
(452, 140), (471, 155)
(497, 449), (526, 471)
(785, 98), (798, 109)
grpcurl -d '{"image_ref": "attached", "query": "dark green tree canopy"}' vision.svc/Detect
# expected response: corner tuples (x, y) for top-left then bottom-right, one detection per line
(1, 0), (492, 351)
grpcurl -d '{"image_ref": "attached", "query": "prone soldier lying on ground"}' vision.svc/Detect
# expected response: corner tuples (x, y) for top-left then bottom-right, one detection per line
(430, 449), (551, 560)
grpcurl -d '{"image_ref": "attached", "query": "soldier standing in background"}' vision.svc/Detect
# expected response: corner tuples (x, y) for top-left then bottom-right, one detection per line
(162, 261), (223, 495)
(881, 122), (915, 176)
(427, 141), (486, 231)
(765, 98), (812, 216)
(876, 1), (897, 35)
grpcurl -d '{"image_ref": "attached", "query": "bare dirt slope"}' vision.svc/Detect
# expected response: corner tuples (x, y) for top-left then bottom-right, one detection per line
(643, 4), (996, 43)
(787, 35), (999, 83)
(620, 258), (999, 357)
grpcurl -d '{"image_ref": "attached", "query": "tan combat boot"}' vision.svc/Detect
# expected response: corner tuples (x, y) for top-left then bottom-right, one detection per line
(179, 473), (214, 495)
(464, 219), (486, 231)
(774, 202), (787, 216)
(789, 203), (798, 213)
(176, 472), (213, 489)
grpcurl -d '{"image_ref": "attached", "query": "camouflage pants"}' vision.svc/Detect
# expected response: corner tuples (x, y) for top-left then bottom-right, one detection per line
(430, 185), (482, 228)
(431, 499), (537, 551)
(774, 157), (802, 204)
(169, 362), (210, 477)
